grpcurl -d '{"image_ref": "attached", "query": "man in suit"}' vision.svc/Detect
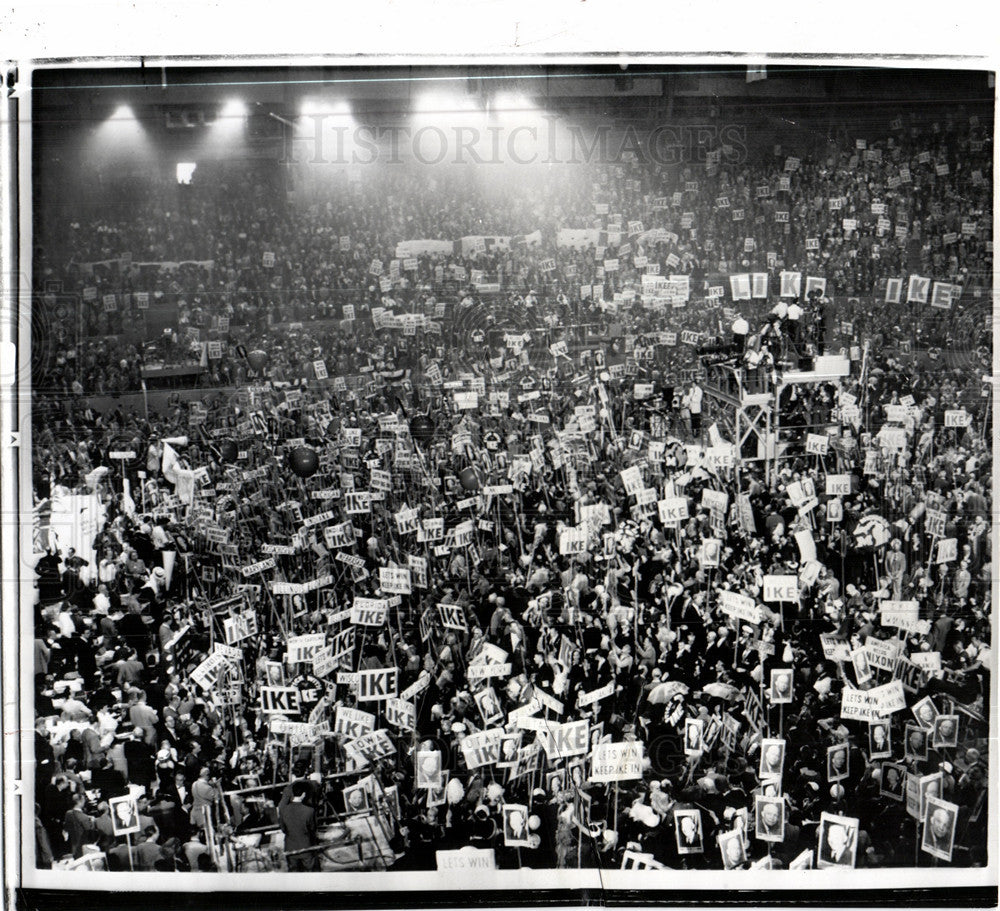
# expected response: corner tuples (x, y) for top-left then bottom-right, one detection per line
(63, 794), (98, 859)
(280, 779), (318, 871)
(820, 822), (854, 865)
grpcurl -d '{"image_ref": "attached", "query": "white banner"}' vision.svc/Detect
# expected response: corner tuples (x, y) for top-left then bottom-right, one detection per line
(590, 741), (644, 782)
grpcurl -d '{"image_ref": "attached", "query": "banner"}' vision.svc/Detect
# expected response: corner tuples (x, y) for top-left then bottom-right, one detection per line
(718, 590), (762, 625)
(333, 706), (376, 740)
(461, 729), (506, 769)
(762, 575), (799, 602)
(539, 720), (590, 760)
(357, 668), (399, 701)
(260, 686), (301, 715)
(394, 239), (453, 258)
(436, 848), (497, 871)
(557, 228), (601, 248)
(351, 597), (389, 626)
(590, 741), (644, 782)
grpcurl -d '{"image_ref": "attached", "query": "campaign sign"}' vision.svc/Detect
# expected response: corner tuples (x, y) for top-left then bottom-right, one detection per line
(467, 662), (512, 682)
(333, 706), (376, 740)
(351, 597), (389, 626)
(763, 575), (799, 602)
(436, 848), (497, 872)
(461, 728), (506, 769)
(719, 590), (762, 625)
(400, 671), (432, 701)
(805, 433), (829, 455)
(840, 686), (880, 723)
(539, 720), (590, 760)
(590, 741), (644, 782)
(880, 600), (920, 631)
(357, 668), (398, 702)
(438, 603), (468, 631)
(385, 698), (417, 731)
(577, 681), (615, 708)
(657, 497), (690, 525)
(286, 633), (326, 664)
(260, 686), (302, 716)
(865, 637), (899, 673)
(826, 474), (852, 496)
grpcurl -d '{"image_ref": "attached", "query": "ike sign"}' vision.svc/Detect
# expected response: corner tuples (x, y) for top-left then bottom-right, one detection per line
(590, 741), (644, 782)
(539, 720), (590, 760)
(260, 686), (301, 715)
(657, 497), (689, 525)
(356, 668), (398, 702)
(763, 575), (799, 602)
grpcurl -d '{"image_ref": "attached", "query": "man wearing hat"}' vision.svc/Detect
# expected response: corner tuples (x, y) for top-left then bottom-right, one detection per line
(138, 566), (169, 615)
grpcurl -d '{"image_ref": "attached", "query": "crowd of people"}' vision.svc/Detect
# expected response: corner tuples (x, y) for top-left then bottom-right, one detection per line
(30, 103), (992, 875)
(35, 108), (991, 396)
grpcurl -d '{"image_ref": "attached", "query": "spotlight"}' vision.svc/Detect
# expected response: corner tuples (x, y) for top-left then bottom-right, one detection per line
(415, 91), (475, 114)
(220, 98), (248, 119)
(301, 98), (351, 118)
(493, 92), (531, 113)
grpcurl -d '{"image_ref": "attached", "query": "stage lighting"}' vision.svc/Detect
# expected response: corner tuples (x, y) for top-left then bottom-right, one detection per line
(108, 104), (135, 121)
(415, 91), (475, 115)
(220, 98), (248, 119)
(493, 92), (531, 113)
(176, 162), (196, 185)
(301, 98), (351, 118)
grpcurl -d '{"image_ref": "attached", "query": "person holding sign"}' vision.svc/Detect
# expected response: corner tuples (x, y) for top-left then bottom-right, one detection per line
(885, 538), (908, 600)
(682, 382), (703, 440)
(280, 780), (319, 871)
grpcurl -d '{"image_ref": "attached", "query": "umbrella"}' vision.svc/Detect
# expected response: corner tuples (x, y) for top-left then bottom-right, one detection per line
(648, 681), (690, 704)
(701, 682), (742, 702)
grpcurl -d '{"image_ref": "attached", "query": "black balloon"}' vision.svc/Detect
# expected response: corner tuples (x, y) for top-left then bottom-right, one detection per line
(410, 415), (435, 446)
(218, 440), (239, 463)
(289, 447), (319, 478)
(459, 466), (481, 491)
(247, 349), (268, 372)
